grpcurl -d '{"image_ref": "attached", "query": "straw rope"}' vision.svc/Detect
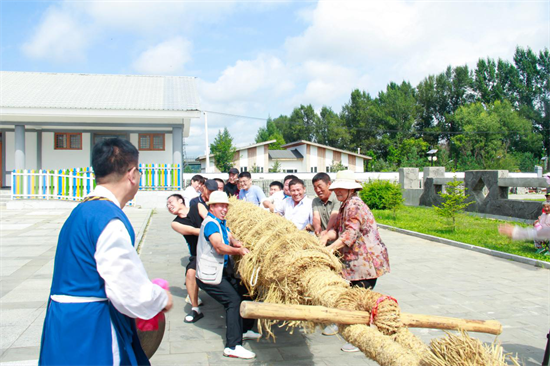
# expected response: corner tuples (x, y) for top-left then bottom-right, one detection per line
(225, 197), (519, 366)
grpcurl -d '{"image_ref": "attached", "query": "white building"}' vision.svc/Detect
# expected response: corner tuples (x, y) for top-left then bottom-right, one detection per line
(197, 139), (371, 173)
(0, 71), (201, 187)
(198, 140), (275, 173)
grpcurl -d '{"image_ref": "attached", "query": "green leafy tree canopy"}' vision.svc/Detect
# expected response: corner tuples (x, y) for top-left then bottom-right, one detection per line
(210, 128), (236, 173)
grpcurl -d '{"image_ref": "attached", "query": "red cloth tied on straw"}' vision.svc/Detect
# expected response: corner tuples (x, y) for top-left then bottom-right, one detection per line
(136, 278), (168, 331)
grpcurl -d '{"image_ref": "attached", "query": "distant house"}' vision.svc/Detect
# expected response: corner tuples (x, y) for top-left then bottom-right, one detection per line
(0, 71), (201, 187)
(197, 140), (370, 173)
(198, 140), (275, 173)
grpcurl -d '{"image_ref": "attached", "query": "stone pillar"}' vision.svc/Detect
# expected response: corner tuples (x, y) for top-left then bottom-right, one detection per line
(15, 125), (25, 170)
(422, 166), (445, 187)
(399, 168), (420, 189)
(172, 126), (183, 167)
(37, 130), (42, 170)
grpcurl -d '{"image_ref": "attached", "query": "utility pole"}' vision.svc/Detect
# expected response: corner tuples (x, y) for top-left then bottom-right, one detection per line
(204, 111), (210, 173)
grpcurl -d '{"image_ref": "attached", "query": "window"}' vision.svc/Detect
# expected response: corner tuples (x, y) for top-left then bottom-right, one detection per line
(55, 133), (82, 150)
(139, 134), (165, 151)
(241, 167), (248, 172)
(285, 169), (297, 173)
(311, 167), (317, 173)
(326, 166), (330, 172)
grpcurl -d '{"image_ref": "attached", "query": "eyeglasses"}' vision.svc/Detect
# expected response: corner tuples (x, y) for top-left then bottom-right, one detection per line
(129, 167), (143, 176)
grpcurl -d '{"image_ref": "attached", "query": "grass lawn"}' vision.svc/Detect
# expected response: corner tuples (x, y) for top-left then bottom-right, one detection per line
(372, 206), (549, 263)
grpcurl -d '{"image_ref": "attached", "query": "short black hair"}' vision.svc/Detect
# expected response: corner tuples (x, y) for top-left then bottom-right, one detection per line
(214, 178), (225, 186)
(167, 194), (184, 204)
(270, 181), (284, 190)
(289, 178), (305, 189)
(312, 172), (331, 185)
(92, 138), (138, 182)
(238, 171), (252, 180)
(191, 175), (206, 184)
(284, 174), (299, 183)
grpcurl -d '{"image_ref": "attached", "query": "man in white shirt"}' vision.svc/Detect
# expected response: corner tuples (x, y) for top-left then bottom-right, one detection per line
(183, 175), (205, 206)
(275, 178), (313, 230)
(39, 138), (173, 366)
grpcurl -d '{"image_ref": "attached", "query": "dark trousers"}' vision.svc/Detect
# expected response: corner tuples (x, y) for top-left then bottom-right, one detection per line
(196, 271), (254, 348)
(351, 278), (377, 290)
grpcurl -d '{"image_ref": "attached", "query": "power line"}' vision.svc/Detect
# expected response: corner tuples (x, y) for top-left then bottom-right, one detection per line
(203, 109), (550, 135)
(203, 110), (268, 121)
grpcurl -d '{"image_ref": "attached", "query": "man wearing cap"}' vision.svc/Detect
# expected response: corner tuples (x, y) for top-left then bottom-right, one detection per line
(196, 191), (260, 359)
(190, 179), (218, 219)
(225, 168), (240, 197)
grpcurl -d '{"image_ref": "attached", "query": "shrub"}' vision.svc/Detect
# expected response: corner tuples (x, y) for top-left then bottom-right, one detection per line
(359, 180), (404, 211)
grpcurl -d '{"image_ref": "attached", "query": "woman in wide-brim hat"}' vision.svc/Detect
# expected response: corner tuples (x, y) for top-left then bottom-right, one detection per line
(320, 169), (390, 288)
(319, 170), (390, 352)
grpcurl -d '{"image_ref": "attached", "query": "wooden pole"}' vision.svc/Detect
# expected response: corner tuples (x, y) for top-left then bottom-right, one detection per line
(240, 301), (502, 335)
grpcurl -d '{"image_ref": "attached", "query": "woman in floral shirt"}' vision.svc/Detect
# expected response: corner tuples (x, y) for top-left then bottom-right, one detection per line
(319, 170), (390, 352)
(320, 170), (390, 288)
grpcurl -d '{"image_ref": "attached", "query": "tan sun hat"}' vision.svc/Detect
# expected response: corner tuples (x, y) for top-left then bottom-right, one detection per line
(329, 170), (363, 191)
(207, 191), (229, 205)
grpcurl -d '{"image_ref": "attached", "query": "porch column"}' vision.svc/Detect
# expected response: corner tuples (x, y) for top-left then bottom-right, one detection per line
(15, 125), (25, 170)
(172, 126), (183, 167)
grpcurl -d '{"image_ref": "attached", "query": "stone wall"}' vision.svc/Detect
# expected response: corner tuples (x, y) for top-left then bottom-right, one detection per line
(400, 167), (549, 221)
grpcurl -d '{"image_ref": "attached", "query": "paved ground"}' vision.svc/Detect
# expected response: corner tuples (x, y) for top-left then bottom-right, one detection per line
(0, 205), (549, 365)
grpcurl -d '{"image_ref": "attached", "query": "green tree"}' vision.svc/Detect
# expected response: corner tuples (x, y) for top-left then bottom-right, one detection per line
(210, 128), (236, 173)
(269, 160), (281, 173)
(329, 161), (346, 172)
(452, 100), (539, 170)
(315, 106), (350, 149)
(255, 117), (286, 149)
(433, 178), (473, 231)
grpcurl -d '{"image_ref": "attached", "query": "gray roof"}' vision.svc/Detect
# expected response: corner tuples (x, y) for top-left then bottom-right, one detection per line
(269, 149), (303, 160)
(0, 71), (200, 111)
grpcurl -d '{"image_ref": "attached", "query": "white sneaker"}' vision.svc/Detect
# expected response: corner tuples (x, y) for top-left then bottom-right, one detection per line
(322, 324), (338, 336)
(242, 330), (261, 340)
(185, 295), (203, 306)
(341, 343), (360, 352)
(223, 345), (256, 359)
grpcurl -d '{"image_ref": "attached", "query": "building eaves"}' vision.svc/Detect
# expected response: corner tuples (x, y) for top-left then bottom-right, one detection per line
(0, 71), (200, 112)
(282, 140), (371, 159)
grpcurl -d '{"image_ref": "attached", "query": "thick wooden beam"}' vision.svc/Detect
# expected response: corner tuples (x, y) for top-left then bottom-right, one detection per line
(240, 301), (502, 335)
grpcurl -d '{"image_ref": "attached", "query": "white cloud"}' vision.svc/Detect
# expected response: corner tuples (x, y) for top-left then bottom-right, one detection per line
(198, 54), (295, 105)
(285, 1), (548, 92)
(21, 7), (89, 61)
(83, 1), (236, 35)
(132, 37), (192, 75)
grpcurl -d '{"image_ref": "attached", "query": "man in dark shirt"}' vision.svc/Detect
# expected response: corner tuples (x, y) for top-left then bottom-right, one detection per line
(190, 179), (218, 220)
(167, 194), (204, 323)
(224, 168), (240, 197)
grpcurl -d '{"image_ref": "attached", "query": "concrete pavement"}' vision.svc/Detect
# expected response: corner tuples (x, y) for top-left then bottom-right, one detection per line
(0, 204), (548, 365)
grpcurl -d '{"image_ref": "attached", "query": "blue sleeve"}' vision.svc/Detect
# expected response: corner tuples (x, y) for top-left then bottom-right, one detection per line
(204, 222), (221, 240)
(255, 186), (266, 202)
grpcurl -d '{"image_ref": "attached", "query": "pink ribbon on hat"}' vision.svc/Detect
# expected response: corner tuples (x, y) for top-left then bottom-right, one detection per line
(136, 278), (168, 331)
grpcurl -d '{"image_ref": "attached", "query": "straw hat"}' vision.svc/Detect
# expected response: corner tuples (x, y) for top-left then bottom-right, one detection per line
(207, 191), (229, 205)
(329, 170), (363, 191)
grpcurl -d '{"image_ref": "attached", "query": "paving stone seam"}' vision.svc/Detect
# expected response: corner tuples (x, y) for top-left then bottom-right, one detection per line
(135, 209), (154, 255)
(378, 224), (550, 270)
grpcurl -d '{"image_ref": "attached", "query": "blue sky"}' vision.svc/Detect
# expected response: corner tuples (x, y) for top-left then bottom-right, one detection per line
(1, 1), (548, 158)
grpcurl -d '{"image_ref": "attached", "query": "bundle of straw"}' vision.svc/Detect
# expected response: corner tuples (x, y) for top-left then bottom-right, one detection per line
(226, 198), (518, 366)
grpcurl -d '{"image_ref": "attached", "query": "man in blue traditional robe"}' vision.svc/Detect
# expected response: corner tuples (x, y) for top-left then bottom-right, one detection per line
(39, 138), (173, 366)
